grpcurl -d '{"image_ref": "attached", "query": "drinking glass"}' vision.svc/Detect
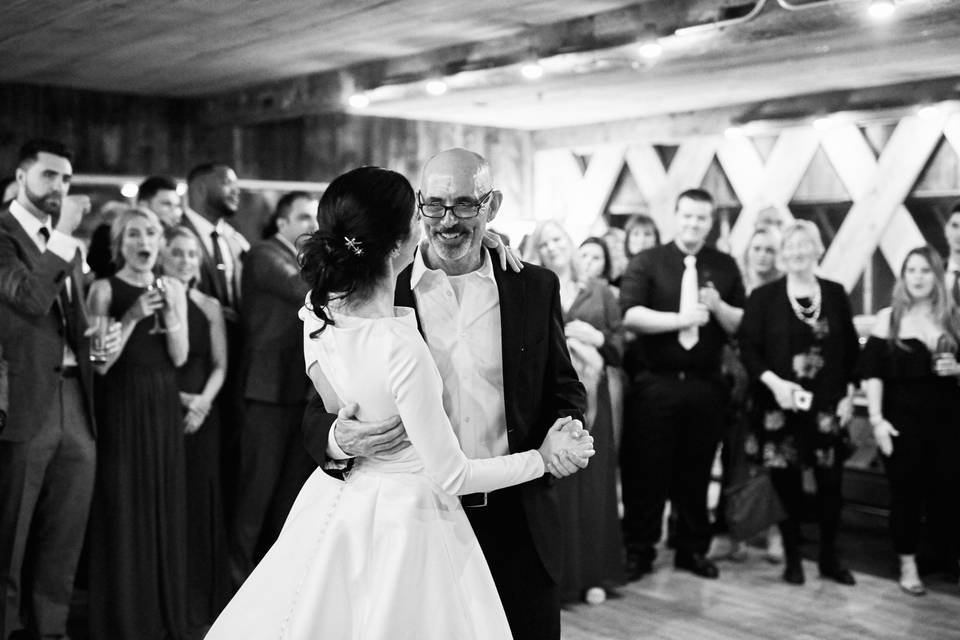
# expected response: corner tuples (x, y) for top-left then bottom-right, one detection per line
(89, 315), (110, 365)
(147, 276), (169, 335)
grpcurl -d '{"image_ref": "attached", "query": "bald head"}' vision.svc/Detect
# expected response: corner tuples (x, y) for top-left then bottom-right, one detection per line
(420, 148), (492, 199)
(418, 147), (502, 276)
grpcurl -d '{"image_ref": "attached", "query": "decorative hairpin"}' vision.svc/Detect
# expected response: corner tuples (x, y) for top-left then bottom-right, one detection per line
(344, 236), (364, 256)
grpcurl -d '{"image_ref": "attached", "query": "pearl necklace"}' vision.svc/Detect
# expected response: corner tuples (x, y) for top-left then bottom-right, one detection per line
(787, 280), (822, 328)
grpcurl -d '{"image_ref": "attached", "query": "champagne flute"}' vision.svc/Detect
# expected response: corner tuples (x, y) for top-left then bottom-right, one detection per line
(147, 276), (168, 335)
(89, 315), (110, 365)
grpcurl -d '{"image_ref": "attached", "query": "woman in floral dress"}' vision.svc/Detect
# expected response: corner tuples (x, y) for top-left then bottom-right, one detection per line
(738, 221), (860, 587)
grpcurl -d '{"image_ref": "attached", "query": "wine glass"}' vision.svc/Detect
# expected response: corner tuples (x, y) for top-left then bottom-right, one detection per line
(147, 276), (168, 335)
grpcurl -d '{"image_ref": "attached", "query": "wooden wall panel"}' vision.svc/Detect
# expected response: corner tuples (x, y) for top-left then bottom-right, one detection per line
(0, 83), (206, 176)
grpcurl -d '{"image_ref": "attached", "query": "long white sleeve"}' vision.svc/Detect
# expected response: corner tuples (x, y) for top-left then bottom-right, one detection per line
(386, 327), (544, 496)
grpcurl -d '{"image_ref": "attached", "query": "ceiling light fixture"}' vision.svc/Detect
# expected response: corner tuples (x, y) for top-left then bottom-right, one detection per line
(637, 23), (664, 61)
(347, 93), (370, 108)
(867, 0), (895, 20)
(520, 61), (544, 80)
(425, 79), (448, 96)
(120, 182), (139, 198)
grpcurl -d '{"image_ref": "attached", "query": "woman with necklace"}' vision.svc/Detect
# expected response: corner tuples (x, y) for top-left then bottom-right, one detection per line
(86, 207), (191, 639)
(738, 220), (860, 587)
(858, 246), (960, 595)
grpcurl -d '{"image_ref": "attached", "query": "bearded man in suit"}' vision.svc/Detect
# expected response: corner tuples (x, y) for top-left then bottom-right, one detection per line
(0, 139), (120, 640)
(302, 148), (590, 640)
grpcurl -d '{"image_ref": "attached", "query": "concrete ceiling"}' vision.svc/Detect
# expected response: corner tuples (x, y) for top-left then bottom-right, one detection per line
(3, 0), (960, 129)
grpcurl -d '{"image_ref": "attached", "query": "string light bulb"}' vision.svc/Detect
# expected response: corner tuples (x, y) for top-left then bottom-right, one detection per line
(520, 61), (544, 80)
(425, 79), (448, 96)
(867, 0), (895, 20)
(347, 93), (370, 109)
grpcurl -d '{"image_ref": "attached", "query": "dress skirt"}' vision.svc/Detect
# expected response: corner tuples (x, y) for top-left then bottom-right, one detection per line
(207, 464), (513, 640)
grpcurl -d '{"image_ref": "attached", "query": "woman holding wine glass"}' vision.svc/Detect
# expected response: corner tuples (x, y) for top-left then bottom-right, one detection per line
(85, 207), (191, 640)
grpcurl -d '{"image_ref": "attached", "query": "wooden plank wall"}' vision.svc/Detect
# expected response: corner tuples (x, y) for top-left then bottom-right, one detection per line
(237, 113), (534, 241)
(0, 83), (212, 176)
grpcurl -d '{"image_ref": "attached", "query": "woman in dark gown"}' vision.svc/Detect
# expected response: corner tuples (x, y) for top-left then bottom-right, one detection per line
(858, 246), (960, 595)
(86, 207), (190, 640)
(738, 220), (859, 587)
(528, 220), (625, 603)
(162, 226), (230, 633)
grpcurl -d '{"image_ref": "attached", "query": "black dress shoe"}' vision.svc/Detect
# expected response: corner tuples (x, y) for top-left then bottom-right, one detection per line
(782, 561), (805, 585)
(819, 562), (856, 585)
(674, 552), (720, 579)
(625, 555), (653, 582)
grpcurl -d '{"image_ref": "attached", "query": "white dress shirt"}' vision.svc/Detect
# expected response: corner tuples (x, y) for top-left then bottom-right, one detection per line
(327, 250), (510, 463)
(9, 200), (79, 365)
(182, 207), (249, 304)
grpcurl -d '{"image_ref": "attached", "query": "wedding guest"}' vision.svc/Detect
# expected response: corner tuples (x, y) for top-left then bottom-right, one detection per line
(624, 213), (660, 260)
(529, 220), (625, 604)
(578, 236), (613, 283)
(86, 207), (191, 639)
(859, 246), (960, 595)
(0, 140), (117, 640)
(738, 220), (859, 587)
(180, 162), (249, 522)
(232, 191), (318, 584)
(620, 189), (744, 582)
(162, 225), (230, 632)
(87, 176), (181, 280)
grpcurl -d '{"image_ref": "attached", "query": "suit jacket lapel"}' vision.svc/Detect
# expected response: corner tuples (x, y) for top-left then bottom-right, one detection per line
(394, 265), (423, 336)
(181, 215), (227, 303)
(492, 259), (524, 451)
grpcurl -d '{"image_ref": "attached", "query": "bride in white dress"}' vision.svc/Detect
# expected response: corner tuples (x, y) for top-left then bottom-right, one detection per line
(206, 166), (594, 640)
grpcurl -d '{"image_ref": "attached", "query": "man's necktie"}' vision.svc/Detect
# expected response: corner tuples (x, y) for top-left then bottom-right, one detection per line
(209, 230), (231, 307)
(951, 269), (960, 306)
(678, 255), (699, 350)
(39, 228), (78, 352)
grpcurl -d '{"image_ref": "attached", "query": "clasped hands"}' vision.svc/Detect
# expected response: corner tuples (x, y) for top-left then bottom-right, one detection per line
(676, 286), (721, 330)
(332, 404), (594, 479)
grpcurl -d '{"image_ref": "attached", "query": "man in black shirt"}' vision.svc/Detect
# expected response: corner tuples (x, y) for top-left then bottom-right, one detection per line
(619, 188), (745, 580)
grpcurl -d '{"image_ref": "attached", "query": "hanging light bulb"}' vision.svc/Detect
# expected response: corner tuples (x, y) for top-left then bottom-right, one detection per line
(637, 23), (663, 61)
(425, 79), (448, 96)
(347, 93), (370, 109)
(120, 182), (138, 198)
(867, 0), (895, 20)
(520, 61), (544, 80)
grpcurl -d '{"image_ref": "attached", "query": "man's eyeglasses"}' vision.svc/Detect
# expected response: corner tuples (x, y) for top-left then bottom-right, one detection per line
(417, 190), (493, 219)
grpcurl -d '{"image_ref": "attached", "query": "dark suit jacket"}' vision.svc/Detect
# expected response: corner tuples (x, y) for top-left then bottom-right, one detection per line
(179, 213), (247, 317)
(301, 252), (586, 582)
(0, 209), (94, 441)
(240, 236), (311, 404)
(0, 344), (7, 430)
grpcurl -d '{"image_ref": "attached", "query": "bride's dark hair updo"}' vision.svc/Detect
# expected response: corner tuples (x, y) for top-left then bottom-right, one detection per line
(299, 166), (415, 331)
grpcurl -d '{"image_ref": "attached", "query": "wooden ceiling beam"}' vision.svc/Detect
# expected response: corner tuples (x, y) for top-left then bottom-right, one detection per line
(199, 0), (748, 125)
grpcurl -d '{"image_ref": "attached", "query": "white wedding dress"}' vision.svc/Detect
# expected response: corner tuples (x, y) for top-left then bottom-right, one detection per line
(207, 305), (545, 640)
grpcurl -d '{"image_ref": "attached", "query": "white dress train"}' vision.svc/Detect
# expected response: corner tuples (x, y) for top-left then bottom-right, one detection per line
(207, 306), (545, 639)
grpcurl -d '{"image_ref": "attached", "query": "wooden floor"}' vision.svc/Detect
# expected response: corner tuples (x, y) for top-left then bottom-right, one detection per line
(560, 553), (960, 640)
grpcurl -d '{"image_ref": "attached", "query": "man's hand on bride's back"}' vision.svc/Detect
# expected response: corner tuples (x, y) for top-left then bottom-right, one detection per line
(333, 403), (409, 457)
(537, 416), (596, 479)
